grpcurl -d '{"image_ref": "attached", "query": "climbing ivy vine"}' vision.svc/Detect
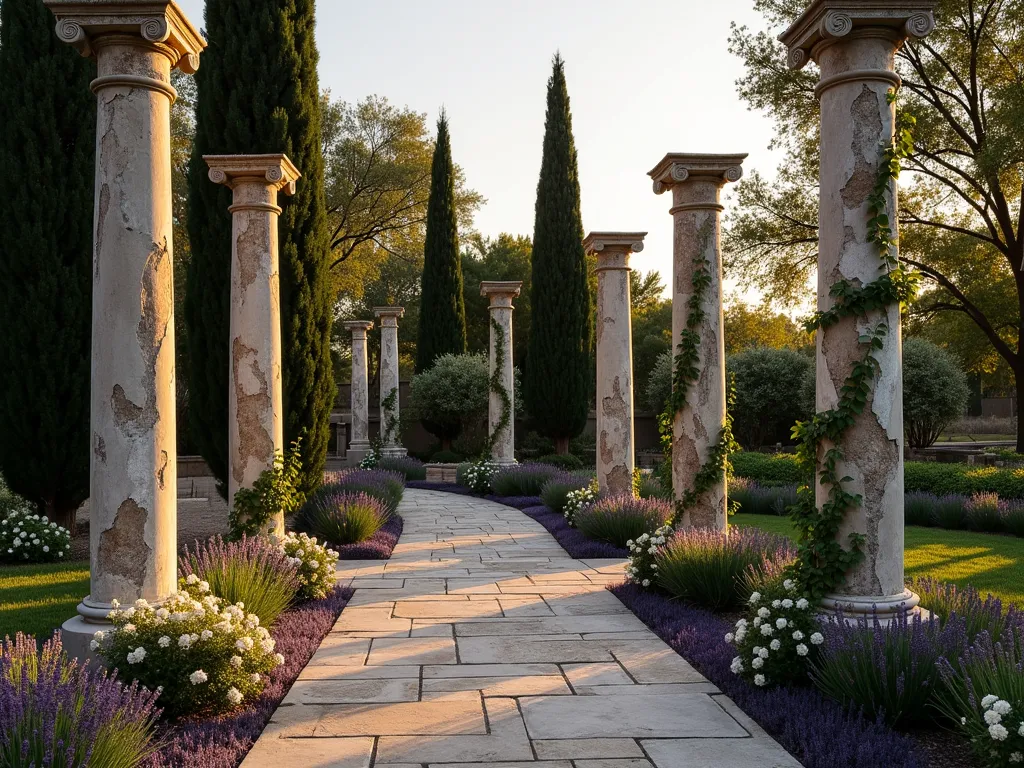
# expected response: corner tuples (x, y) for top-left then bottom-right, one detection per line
(483, 317), (512, 458)
(380, 387), (399, 446)
(789, 90), (918, 599)
(658, 240), (738, 525)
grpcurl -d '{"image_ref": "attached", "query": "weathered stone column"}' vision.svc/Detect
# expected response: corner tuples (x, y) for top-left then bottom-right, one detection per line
(44, 0), (205, 657)
(480, 282), (523, 466)
(781, 1), (934, 620)
(373, 307), (406, 457)
(343, 320), (374, 464)
(649, 154), (745, 530)
(206, 155), (300, 532)
(583, 234), (646, 495)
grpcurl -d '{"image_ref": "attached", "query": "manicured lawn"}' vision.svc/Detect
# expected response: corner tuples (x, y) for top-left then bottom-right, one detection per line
(735, 513), (1024, 607)
(0, 560), (89, 641)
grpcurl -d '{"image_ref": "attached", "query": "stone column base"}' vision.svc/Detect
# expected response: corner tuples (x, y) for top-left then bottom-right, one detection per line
(381, 445), (407, 458)
(819, 588), (924, 626)
(345, 440), (372, 466)
(491, 457), (517, 466)
(60, 615), (110, 664)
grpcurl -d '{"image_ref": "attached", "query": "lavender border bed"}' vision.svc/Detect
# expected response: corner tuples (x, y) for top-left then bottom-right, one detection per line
(327, 514), (404, 560)
(150, 584), (353, 767)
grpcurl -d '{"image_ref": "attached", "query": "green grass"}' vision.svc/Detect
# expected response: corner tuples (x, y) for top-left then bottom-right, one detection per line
(734, 514), (1024, 607)
(0, 560), (89, 641)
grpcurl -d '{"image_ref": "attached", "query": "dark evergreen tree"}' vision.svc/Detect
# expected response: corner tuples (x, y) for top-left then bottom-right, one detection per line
(186, 0), (333, 496)
(0, 0), (95, 530)
(416, 112), (467, 373)
(523, 53), (591, 454)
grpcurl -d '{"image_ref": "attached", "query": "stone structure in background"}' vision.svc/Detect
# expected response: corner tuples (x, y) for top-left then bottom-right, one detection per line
(44, 0), (205, 658)
(649, 153), (745, 530)
(206, 154), (300, 532)
(343, 320), (374, 464)
(782, 0), (935, 621)
(480, 281), (523, 466)
(583, 234), (646, 495)
(374, 307), (407, 457)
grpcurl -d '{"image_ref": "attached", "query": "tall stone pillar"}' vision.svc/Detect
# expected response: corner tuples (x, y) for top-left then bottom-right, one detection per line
(583, 234), (646, 495)
(44, 0), (205, 658)
(344, 320), (374, 464)
(781, 2), (934, 620)
(373, 307), (406, 457)
(206, 155), (300, 532)
(480, 282), (523, 466)
(649, 154), (745, 530)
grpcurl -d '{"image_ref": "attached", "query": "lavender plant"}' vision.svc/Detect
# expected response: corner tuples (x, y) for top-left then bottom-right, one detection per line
(378, 455), (427, 481)
(937, 628), (1024, 767)
(539, 471), (592, 514)
(809, 610), (964, 727)
(179, 534), (299, 627)
(575, 495), (672, 548)
(296, 490), (390, 546)
(489, 462), (560, 496)
(319, 468), (404, 514)
(95, 577), (284, 718)
(911, 577), (1024, 645)
(0, 633), (160, 768)
(650, 527), (796, 611)
(967, 492), (1008, 533)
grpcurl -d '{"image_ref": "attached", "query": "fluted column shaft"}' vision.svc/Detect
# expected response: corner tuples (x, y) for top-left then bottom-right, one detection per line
(374, 307), (406, 456)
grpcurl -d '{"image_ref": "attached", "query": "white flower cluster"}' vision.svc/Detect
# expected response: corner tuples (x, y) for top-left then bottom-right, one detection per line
(562, 483), (599, 527)
(972, 694), (1024, 762)
(0, 506), (72, 564)
(727, 580), (821, 688)
(624, 524), (671, 588)
(463, 460), (497, 494)
(279, 531), (338, 600)
(93, 577), (284, 716)
(358, 448), (380, 470)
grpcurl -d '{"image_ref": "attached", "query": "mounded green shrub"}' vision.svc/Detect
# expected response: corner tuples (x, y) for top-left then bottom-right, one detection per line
(431, 449), (464, 464)
(731, 452), (806, 486)
(536, 453), (584, 470)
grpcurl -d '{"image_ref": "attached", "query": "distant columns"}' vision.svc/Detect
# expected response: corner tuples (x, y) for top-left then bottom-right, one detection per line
(480, 282), (523, 465)
(650, 154), (745, 530)
(206, 154), (300, 533)
(44, 0), (205, 657)
(584, 233), (646, 495)
(374, 307), (406, 457)
(781, 1), (935, 620)
(344, 320), (374, 463)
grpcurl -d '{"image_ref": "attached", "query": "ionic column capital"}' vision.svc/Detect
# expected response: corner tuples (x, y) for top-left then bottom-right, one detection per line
(373, 306), (405, 328)
(779, 0), (935, 71)
(44, 0), (206, 73)
(480, 281), (523, 310)
(583, 232), (646, 272)
(206, 154), (301, 199)
(648, 153), (747, 201)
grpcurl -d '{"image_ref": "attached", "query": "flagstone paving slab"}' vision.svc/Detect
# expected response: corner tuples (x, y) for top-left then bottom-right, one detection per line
(243, 488), (798, 767)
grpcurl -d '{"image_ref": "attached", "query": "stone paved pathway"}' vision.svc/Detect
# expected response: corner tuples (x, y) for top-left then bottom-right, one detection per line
(242, 489), (800, 768)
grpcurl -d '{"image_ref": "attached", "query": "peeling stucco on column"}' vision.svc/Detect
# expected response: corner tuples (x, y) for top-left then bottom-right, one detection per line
(480, 282), (523, 466)
(45, 0), (206, 659)
(206, 155), (299, 533)
(374, 307), (406, 457)
(781, 0), (935, 619)
(649, 155), (745, 530)
(585, 233), (646, 495)
(343, 320), (374, 463)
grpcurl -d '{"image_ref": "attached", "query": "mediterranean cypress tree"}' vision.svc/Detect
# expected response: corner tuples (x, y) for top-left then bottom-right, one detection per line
(0, 0), (95, 529)
(186, 0), (333, 496)
(524, 53), (591, 454)
(416, 112), (467, 373)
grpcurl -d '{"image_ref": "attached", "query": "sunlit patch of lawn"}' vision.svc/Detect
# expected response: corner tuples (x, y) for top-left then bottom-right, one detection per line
(0, 560), (89, 642)
(734, 514), (1024, 607)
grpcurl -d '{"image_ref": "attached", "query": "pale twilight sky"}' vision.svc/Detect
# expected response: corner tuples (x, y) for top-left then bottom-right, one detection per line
(176, 0), (785, 298)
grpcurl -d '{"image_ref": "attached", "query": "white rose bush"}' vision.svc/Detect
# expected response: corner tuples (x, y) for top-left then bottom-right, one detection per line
(280, 531), (339, 600)
(462, 459), (497, 494)
(0, 505), (71, 564)
(562, 482), (599, 527)
(625, 525), (671, 587)
(96, 576), (284, 717)
(727, 579), (821, 687)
